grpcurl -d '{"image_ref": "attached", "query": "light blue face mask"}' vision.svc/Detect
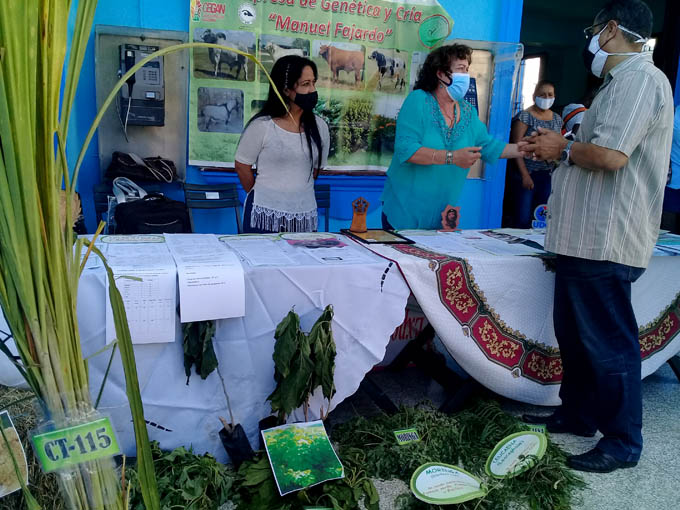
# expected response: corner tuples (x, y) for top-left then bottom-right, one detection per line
(443, 73), (471, 101)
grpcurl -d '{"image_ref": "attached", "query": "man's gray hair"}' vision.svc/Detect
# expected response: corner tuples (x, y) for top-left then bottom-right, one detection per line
(595, 0), (653, 43)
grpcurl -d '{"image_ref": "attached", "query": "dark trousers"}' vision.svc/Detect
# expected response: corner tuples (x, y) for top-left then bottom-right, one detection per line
(507, 170), (551, 228)
(553, 255), (645, 462)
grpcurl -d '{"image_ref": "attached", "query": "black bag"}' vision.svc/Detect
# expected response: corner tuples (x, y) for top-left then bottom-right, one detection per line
(105, 151), (177, 183)
(114, 193), (191, 234)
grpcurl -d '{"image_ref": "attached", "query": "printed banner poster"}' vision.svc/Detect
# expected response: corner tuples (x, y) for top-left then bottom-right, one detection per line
(188, 0), (453, 170)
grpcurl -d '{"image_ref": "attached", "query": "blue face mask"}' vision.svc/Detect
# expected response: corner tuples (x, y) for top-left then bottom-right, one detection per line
(442, 73), (470, 101)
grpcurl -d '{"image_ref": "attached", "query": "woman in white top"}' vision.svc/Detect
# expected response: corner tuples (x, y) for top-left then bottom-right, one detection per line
(235, 55), (330, 233)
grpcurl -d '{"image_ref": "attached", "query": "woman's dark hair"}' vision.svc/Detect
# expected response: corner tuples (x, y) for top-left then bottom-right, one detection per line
(414, 44), (473, 92)
(533, 80), (556, 95)
(248, 55), (323, 176)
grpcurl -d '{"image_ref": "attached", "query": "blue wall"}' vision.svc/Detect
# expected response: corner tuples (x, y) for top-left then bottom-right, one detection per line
(68, 0), (523, 233)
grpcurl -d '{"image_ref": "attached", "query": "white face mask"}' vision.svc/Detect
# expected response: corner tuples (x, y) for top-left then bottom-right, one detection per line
(535, 96), (555, 110)
(584, 24), (646, 78)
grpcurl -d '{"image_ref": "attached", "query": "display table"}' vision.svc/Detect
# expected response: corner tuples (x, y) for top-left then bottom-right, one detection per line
(76, 233), (410, 462)
(362, 230), (680, 406)
(2, 229), (678, 462)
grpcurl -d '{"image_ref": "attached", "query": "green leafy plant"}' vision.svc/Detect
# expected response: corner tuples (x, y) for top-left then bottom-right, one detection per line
(339, 98), (373, 154)
(267, 306), (336, 422)
(183, 320), (218, 383)
(333, 401), (586, 510)
(126, 441), (235, 510)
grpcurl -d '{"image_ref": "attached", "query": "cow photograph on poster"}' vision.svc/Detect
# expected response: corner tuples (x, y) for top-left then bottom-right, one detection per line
(188, 0), (454, 170)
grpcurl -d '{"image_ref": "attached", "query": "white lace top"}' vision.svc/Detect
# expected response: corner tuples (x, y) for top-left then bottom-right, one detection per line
(235, 115), (330, 232)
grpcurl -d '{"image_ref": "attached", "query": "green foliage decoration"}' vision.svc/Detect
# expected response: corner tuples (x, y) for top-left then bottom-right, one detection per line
(182, 320), (218, 383)
(267, 306), (337, 422)
(339, 98), (373, 154)
(332, 401), (586, 510)
(126, 441), (235, 510)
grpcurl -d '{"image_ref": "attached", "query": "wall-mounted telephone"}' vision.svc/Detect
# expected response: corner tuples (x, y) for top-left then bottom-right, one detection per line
(118, 43), (165, 128)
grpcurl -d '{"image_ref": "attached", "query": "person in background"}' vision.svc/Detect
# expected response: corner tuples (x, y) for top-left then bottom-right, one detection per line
(521, 0), (673, 473)
(561, 103), (587, 140)
(235, 55), (330, 233)
(380, 44), (524, 230)
(507, 80), (562, 228)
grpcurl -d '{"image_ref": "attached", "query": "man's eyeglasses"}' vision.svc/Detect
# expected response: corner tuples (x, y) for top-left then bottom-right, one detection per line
(583, 23), (606, 39)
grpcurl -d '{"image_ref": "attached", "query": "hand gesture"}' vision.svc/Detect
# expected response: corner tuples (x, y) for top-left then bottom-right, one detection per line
(520, 128), (567, 161)
(452, 147), (482, 169)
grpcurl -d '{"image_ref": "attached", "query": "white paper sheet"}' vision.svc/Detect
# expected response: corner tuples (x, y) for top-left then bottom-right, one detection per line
(467, 238), (544, 256)
(407, 233), (482, 255)
(221, 236), (295, 266)
(304, 245), (375, 265)
(103, 241), (177, 345)
(165, 234), (245, 322)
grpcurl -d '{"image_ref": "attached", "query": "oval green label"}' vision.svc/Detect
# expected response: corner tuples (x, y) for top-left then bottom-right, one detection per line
(485, 431), (547, 479)
(410, 462), (486, 505)
(419, 15), (452, 49)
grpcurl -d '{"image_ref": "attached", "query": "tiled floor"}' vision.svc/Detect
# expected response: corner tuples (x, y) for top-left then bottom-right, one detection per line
(328, 360), (680, 510)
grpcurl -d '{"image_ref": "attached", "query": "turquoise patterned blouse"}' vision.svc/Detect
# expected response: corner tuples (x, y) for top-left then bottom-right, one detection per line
(381, 89), (506, 230)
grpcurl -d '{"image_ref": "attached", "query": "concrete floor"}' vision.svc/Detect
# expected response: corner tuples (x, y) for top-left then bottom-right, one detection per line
(328, 361), (680, 510)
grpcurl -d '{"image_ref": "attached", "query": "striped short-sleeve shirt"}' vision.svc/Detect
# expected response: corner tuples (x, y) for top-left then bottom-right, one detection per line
(544, 53), (674, 268)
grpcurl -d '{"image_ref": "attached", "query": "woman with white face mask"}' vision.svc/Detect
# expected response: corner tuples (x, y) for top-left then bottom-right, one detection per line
(506, 80), (563, 228)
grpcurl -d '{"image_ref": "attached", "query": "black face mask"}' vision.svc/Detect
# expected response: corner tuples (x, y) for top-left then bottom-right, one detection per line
(293, 91), (318, 111)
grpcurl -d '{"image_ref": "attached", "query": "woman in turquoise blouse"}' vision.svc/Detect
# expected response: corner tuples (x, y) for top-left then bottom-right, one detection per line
(381, 44), (523, 230)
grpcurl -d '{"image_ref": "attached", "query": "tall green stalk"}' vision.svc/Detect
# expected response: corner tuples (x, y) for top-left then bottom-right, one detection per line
(0, 1), (150, 509)
(0, 2), (283, 510)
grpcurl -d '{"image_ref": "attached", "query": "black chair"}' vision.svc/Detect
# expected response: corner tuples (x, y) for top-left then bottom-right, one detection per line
(183, 183), (242, 234)
(314, 184), (331, 232)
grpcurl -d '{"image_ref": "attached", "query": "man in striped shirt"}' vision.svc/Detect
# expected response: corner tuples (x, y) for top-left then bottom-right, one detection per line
(521, 0), (673, 473)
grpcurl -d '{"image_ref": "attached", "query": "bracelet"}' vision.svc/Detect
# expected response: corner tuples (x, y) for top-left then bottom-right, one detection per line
(445, 151), (453, 165)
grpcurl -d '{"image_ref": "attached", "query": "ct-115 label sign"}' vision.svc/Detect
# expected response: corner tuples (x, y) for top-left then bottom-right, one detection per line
(32, 418), (120, 473)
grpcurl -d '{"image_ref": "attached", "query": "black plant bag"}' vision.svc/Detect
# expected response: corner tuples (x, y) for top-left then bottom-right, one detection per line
(219, 424), (254, 469)
(113, 193), (191, 234)
(106, 151), (177, 183)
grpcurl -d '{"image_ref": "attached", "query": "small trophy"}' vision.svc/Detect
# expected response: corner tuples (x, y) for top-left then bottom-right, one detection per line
(349, 197), (369, 233)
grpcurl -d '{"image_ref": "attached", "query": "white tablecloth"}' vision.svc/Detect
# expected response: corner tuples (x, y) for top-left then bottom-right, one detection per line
(75, 234), (410, 462)
(363, 230), (680, 406)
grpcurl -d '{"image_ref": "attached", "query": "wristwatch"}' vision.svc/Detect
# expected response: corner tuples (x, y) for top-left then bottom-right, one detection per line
(560, 140), (574, 164)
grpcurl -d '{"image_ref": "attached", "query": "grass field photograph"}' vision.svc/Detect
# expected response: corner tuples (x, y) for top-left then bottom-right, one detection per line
(262, 421), (344, 496)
